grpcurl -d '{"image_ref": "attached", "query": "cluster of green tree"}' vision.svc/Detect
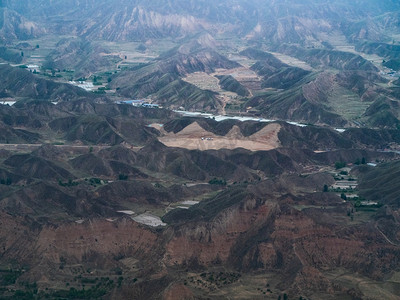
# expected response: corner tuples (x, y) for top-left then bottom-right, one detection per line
(40, 68), (62, 77)
(335, 161), (346, 169)
(118, 174), (128, 180)
(208, 178), (227, 185)
(92, 76), (103, 85)
(354, 157), (366, 165)
(6, 276), (117, 299)
(1, 281), (37, 299)
(0, 269), (21, 285)
(58, 179), (79, 187)
(82, 177), (107, 187)
(46, 285), (107, 299)
(277, 294), (308, 300)
(93, 90), (106, 94)
(5, 274), (123, 299)
(98, 86), (110, 91)
(88, 177), (102, 186)
(199, 271), (241, 285)
(330, 187), (355, 193)
(0, 178), (12, 185)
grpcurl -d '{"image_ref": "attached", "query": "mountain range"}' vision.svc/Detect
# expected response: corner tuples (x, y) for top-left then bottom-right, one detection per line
(0, 0), (400, 299)
(1, 0), (400, 44)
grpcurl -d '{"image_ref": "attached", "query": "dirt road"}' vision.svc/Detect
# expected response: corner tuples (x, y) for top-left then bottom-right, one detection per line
(0, 144), (142, 153)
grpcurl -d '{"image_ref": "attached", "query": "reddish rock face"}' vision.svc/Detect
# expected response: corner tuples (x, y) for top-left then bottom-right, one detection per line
(164, 198), (278, 266)
(36, 218), (158, 263)
(161, 193), (400, 297)
(1, 177), (400, 299)
(0, 217), (160, 284)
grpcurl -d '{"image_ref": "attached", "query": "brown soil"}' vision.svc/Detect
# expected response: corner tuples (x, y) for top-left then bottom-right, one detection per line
(163, 283), (195, 300)
(212, 67), (263, 91)
(157, 122), (281, 151)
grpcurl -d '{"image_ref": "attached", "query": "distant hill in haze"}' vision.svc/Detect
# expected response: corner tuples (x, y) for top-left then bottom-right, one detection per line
(0, 0), (398, 127)
(0, 7), (44, 43)
(43, 38), (122, 78)
(2, 0), (400, 44)
(0, 64), (98, 101)
(110, 41), (240, 110)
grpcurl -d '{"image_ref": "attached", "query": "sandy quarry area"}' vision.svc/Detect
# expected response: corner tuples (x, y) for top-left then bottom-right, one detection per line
(156, 122), (281, 151)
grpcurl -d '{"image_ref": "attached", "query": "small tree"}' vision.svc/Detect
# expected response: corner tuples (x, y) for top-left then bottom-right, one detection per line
(118, 174), (128, 180)
(323, 184), (328, 192)
(335, 161), (346, 169)
(209, 178), (227, 185)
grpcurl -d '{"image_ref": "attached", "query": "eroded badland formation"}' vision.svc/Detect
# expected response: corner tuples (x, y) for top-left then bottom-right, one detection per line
(0, 0), (400, 299)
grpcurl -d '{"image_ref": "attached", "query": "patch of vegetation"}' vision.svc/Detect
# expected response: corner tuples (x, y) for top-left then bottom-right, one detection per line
(354, 157), (366, 165)
(58, 179), (79, 187)
(0, 178), (12, 185)
(0, 269), (22, 285)
(208, 178), (227, 185)
(87, 177), (107, 187)
(49, 282), (113, 299)
(118, 174), (128, 180)
(335, 161), (346, 169)
(98, 87), (110, 91)
(93, 90), (106, 94)
(187, 271), (241, 289)
(4, 276), (117, 299)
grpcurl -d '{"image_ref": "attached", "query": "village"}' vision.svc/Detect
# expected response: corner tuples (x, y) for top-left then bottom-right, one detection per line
(329, 161), (381, 222)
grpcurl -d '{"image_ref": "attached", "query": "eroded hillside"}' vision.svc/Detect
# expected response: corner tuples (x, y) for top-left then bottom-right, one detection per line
(0, 0), (400, 299)
(0, 99), (398, 298)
